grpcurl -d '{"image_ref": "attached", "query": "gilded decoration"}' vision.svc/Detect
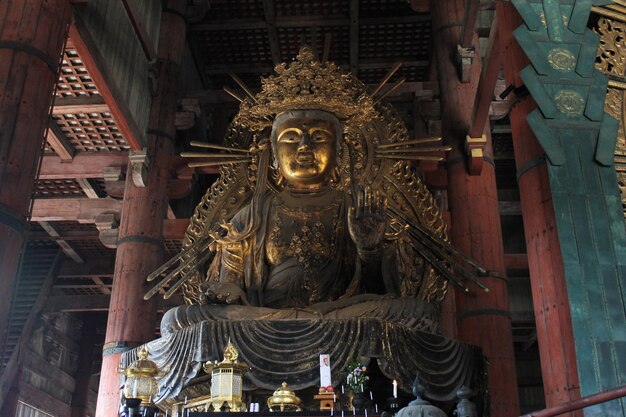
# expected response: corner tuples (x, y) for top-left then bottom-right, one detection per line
(554, 89), (586, 116)
(547, 48), (577, 72)
(595, 16), (626, 218)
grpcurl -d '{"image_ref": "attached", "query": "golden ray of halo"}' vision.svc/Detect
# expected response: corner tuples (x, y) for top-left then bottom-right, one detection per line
(377, 136), (442, 149)
(376, 146), (452, 154)
(375, 154), (444, 161)
(187, 159), (251, 168)
(374, 77), (406, 104)
(371, 62), (402, 97)
(181, 152), (253, 158)
(228, 72), (258, 103)
(189, 141), (253, 153)
(223, 86), (244, 103)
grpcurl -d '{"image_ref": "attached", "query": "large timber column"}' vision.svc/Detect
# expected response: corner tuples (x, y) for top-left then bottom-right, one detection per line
(431, 1), (520, 415)
(496, 4), (581, 412)
(95, 2), (187, 416)
(0, 0), (72, 356)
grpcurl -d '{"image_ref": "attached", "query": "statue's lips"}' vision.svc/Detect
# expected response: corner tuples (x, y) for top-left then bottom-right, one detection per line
(296, 152), (315, 166)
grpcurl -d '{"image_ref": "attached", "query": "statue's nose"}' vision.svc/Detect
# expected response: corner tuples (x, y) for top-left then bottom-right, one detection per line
(298, 131), (312, 150)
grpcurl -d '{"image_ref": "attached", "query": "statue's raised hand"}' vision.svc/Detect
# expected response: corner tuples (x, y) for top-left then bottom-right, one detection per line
(348, 186), (387, 253)
(205, 282), (249, 305)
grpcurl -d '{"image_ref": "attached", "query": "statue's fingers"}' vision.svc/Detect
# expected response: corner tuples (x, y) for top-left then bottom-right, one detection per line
(348, 206), (356, 225)
(356, 188), (364, 218)
(364, 186), (372, 215)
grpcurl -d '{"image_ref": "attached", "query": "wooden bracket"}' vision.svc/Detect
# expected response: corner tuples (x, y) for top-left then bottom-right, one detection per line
(456, 45), (476, 83)
(129, 148), (150, 187)
(465, 134), (487, 175)
(95, 212), (119, 249)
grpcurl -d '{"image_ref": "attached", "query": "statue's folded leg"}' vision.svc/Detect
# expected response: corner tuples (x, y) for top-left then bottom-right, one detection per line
(161, 295), (441, 336)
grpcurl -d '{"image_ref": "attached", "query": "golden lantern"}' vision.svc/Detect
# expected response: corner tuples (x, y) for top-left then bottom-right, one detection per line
(202, 340), (250, 412)
(119, 346), (163, 406)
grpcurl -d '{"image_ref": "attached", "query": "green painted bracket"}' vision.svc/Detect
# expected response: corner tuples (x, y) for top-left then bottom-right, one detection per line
(576, 30), (601, 77)
(514, 27), (552, 74)
(528, 110), (566, 165)
(544, 0), (565, 42)
(512, 0), (544, 31)
(520, 66), (560, 118)
(595, 113), (620, 166)
(585, 71), (609, 122)
(569, 0), (591, 34)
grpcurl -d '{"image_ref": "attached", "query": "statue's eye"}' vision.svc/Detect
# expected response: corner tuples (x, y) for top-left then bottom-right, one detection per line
(310, 129), (331, 142)
(278, 130), (300, 142)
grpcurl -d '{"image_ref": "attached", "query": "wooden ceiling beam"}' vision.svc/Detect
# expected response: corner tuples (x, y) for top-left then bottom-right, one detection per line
(31, 198), (123, 222)
(46, 119), (74, 161)
(191, 14), (431, 31)
(52, 103), (110, 115)
(30, 201), (190, 237)
(39, 152), (218, 181)
(39, 152), (128, 180)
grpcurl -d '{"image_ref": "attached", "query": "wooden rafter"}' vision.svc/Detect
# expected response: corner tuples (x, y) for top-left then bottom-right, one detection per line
(75, 178), (100, 199)
(46, 119), (74, 161)
(349, 0), (359, 75)
(469, 17), (502, 138)
(460, 0), (481, 48)
(120, 0), (157, 62)
(69, 22), (144, 150)
(262, 0), (281, 65)
(37, 221), (85, 263)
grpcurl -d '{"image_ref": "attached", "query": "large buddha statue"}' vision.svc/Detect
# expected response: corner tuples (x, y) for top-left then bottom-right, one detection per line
(136, 47), (487, 411)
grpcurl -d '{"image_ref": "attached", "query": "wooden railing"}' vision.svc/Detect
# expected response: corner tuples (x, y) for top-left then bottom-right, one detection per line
(520, 385), (626, 417)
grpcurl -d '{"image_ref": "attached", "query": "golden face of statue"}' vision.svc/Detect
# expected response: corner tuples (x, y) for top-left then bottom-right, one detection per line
(273, 113), (337, 190)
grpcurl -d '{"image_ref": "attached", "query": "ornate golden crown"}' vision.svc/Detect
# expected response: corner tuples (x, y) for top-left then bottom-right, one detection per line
(236, 46), (378, 131)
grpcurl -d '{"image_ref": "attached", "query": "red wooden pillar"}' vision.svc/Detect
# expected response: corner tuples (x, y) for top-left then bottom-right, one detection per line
(496, 3), (581, 413)
(94, 2), (187, 417)
(0, 0), (71, 359)
(431, 2), (520, 415)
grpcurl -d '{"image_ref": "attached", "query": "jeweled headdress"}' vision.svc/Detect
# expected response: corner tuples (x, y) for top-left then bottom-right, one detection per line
(236, 46), (378, 131)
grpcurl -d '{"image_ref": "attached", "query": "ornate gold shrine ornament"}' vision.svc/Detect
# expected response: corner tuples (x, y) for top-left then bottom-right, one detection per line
(236, 46), (378, 132)
(594, 15), (626, 219)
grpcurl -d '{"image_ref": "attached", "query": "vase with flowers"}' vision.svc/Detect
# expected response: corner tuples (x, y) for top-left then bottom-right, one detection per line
(346, 359), (369, 411)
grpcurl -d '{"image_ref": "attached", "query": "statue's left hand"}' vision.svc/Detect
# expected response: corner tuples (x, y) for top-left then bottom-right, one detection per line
(348, 186), (387, 253)
(206, 282), (249, 305)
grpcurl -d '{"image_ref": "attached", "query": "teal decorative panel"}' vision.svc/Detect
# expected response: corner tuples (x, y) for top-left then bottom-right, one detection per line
(512, 1), (626, 415)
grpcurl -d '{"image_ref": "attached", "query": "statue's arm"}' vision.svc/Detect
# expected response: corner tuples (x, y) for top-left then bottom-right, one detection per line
(203, 211), (251, 305)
